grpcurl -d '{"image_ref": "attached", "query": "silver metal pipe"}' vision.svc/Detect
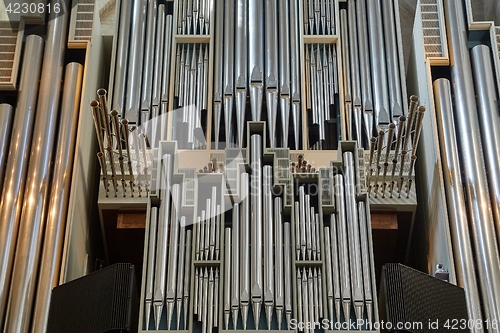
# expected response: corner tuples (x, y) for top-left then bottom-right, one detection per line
(202, 267), (208, 332)
(90, 101), (106, 153)
(200, 210), (206, 262)
(231, 203), (240, 329)
(403, 95), (419, 152)
(263, 165), (274, 329)
(471, 45), (500, 249)
(183, 229), (192, 329)
(31, 63), (83, 333)
(307, 268), (314, 324)
(311, 207), (317, 260)
(214, 268), (219, 328)
(111, 110), (127, 195)
(315, 46), (326, 142)
(297, 269), (303, 328)
(204, 198), (211, 259)
(444, 0), (500, 323)
(283, 222), (292, 329)
(324, 227), (334, 321)
(433, 78), (484, 329)
(356, 0), (373, 123)
(97, 89), (118, 194)
(154, 154), (172, 329)
(210, 187), (217, 260)
(250, 134), (263, 328)
(4, 7), (69, 330)
(112, 0), (132, 112)
(144, 207), (158, 329)
(161, 15), (173, 103)
(279, 0), (291, 147)
(235, 0), (248, 146)
(265, 0), (278, 148)
(0, 104), (13, 192)
(207, 267), (214, 333)
(344, 152), (364, 321)
(152, 5), (165, 108)
(194, 224), (200, 317)
(410, 106), (426, 154)
(295, 201), (301, 259)
(121, 119), (135, 190)
(176, 218), (186, 329)
(240, 173), (250, 329)
(305, 195), (312, 260)
(347, 1), (360, 109)
(97, 152), (109, 194)
(125, 0), (147, 122)
(274, 197), (284, 329)
(358, 201), (373, 325)
(224, 227), (231, 330)
(330, 214), (341, 323)
(313, 268), (319, 320)
(366, 0), (390, 127)
(299, 186), (307, 259)
(248, 0), (264, 123)
(335, 174), (351, 322)
(216, 204), (221, 260)
(382, 0), (403, 122)
(166, 184), (181, 329)
(213, 0), (224, 149)
(141, 0), (158, 111)
(301, 268), (309, 333)
(290, 0), (301, 149)
(223, 0), (235, 147)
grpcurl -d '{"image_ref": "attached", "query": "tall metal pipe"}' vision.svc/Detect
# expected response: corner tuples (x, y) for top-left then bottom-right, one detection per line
(433, 78), (483, 330)
(250, 134), (263, 328)
(248, 0), (264, 122)
(289, 0), (302, 149)
(471, 45), (500, 248)
(235, 0), (248, 146)
(125, 0), (147, 122)
(5, 4), (70, 330)
(356, 0), (373, 116)
(0, 104), (13, 192)
(141, 0), (158, 111)
(152, 4), (165, 108)
(366, 0), (390, 127)
(213, 0), (224, 149)
(31, 63), (83, 333)
(278, 0), (291, 147)
(265, 0), (278, 148)
(112, 0), (132, 113)
(381, 0), (403, 122)
(443, 0), (500, 324)
(0, 35), (44, 330)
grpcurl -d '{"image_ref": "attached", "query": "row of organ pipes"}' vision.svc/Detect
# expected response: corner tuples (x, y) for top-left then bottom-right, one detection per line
(108, 0), (408, 151)
(141, 134), (378, 331)
(0, 1), (85, 332)
(430, 0), (500, 328)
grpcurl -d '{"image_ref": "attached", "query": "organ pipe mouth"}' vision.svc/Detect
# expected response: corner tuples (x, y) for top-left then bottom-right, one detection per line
(90, 100), (99, 108)
(410, 95), (419, 103)
(97, 88), (107, 96)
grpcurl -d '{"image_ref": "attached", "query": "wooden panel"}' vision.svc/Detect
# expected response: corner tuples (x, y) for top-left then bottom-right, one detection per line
(117, 212), (147, 229)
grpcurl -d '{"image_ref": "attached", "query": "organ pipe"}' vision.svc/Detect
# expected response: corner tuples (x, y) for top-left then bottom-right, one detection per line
(31, 63), (83, 333)
(0, 35), (44, 330)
